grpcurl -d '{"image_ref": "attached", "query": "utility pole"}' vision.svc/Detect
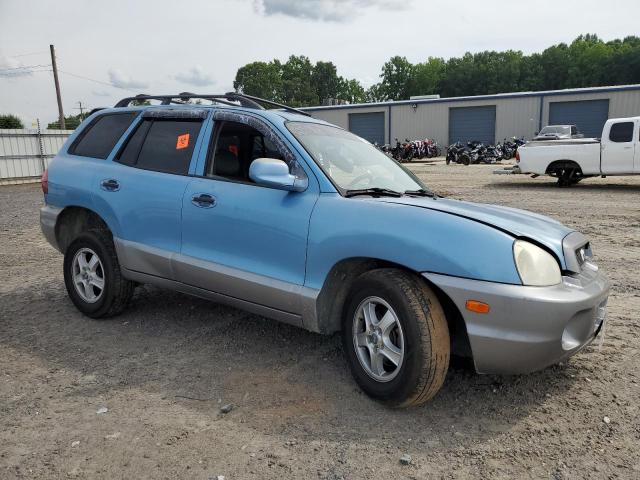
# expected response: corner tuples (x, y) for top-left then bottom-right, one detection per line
(49, 44), (65, 129)
(75, 101), (85, 120)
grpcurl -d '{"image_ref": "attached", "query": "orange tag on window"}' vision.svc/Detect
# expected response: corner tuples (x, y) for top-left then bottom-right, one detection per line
(176, 133), (190, 150)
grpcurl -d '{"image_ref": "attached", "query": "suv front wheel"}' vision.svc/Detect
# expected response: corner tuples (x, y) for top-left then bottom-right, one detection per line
(342, 269), (450, 407)
(63, 230), (134, 318)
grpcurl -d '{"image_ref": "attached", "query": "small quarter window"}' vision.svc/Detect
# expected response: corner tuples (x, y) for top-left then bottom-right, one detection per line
(116, 120), (151, 166)
(609, 122), (634, 143)
(70, 112), (138, 159)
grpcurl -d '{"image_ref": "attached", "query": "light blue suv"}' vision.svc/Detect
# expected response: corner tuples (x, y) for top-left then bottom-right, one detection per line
(40, 93), (609, 407)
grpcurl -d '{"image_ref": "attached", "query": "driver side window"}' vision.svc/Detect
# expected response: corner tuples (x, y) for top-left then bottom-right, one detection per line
(206, 120), (286, 182)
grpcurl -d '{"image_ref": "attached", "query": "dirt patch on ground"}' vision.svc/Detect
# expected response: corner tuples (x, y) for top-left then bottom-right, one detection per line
(1, 163), (639, 479)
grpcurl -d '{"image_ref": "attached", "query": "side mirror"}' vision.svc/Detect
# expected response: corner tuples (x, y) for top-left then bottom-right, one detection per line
(534, 131), (539, 136)
(249, 158), (307, 192)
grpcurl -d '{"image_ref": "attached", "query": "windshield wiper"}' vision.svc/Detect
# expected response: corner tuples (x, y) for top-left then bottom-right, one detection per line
(403, 188), (438, 198)
(344, 187), (403, 198)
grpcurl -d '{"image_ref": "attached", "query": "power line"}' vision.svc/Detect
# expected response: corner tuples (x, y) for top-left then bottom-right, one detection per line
(58, 69), (139, 93)
(0, 63), (51, 73)
(8, 51), (49, 58)
(0, 68), (51, 77)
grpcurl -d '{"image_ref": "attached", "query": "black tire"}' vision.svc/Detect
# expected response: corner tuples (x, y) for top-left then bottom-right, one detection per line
(556, 166), (582, 187)
(342, 269), (450, 407)
(460, 154), (470, 166)
(63, 229), (134, 318)
(445, 154), (451, 165)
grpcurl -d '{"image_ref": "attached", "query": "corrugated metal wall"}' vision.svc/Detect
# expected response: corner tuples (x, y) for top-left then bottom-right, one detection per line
(0, 129), (72, 185)
(308, 87), (640, 148)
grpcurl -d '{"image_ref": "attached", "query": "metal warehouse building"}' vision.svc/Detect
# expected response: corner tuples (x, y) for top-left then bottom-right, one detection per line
(303, 84), (640, 147)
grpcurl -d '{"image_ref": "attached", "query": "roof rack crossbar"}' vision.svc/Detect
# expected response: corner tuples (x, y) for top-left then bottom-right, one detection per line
(114, 92), (311, 116)
(114, 94), (246, 108)
(229, 92), (311, 117)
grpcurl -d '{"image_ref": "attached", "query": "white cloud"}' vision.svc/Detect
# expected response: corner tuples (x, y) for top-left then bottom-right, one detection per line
(174, 65), (215, 87)
(253, 0), (410, 22)
(108, 68), (149, 89)
(0, 55), (36, 78)
(92, 90), (112, 97)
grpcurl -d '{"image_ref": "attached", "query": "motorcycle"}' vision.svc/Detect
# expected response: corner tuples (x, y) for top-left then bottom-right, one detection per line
(446, 142), (468, 165)
(393, 138), (414, 163)
(425, 139), (440, 158)
(502, 136), (526, 159)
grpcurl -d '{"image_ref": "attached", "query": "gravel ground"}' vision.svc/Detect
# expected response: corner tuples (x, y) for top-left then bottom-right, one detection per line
(1, 162), (639, 479)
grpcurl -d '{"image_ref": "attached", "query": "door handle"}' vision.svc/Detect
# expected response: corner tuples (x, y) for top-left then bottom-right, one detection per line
(100, 179), (120, 191)
(191, 193), (216, 208)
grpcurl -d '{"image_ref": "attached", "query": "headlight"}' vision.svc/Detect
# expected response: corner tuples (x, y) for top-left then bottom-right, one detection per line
(513, 240), (561, 286)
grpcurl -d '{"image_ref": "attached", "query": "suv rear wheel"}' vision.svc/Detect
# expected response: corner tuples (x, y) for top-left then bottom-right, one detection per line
(63, 229), (134, 318)
(342, 269), (450, 407)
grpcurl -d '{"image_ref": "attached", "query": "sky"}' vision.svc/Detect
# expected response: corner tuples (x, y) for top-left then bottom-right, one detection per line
(1, 0), (639, 126)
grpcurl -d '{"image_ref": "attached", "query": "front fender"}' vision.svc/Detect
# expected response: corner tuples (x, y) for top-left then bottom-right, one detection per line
(305, 194), (521, 290)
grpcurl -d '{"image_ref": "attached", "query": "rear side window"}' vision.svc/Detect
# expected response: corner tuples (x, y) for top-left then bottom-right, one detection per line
(116, 119), (202, 175)
(70, 113), (137, 159)
(609, 122), (634, 143)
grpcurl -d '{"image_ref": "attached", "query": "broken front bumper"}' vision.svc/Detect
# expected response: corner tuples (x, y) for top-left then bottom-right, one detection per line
(423, 265), (609, 374)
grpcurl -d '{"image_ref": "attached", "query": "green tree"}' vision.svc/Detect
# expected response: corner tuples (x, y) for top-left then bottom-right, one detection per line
(365, 83), (385, 102)
(538, 43), (571, 90)
(606, 36), (640, 85)
(281, 55), (317, 106)
(566, 34), (610, 87)
(378, 56), (415, 100)
(411, 57), (446, 97)
(0, 114), (24, 129)
(234, 60), (283, 102)
(311, 61), (340, 103)
(231, 35), (640, 106)
(131, 99), (151, 106)
(48, 114), (83, 130)
(337, 77), (366, 103)
(519, 53), (544, 91)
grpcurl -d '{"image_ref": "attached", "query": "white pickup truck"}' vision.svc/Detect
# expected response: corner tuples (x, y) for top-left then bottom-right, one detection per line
(515, 117), (640, 186)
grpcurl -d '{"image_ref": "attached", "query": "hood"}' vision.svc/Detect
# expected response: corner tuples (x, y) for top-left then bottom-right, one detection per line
(379, 196), (573, 266)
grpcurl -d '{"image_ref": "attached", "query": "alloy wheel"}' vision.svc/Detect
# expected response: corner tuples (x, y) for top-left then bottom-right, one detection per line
(71, 247), (105, 303)
(352, 296), (405, 382)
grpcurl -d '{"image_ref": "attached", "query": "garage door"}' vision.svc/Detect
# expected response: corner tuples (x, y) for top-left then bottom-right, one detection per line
(348, 112), (385, 145)
(548, 100), (609, 138)
(449, 106), (496, 145)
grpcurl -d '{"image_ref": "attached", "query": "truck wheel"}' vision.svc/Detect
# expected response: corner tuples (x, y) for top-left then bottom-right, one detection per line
(63, 229), (134, 318)
(342, 269), (450, 407)
(557, 167), (582, 187)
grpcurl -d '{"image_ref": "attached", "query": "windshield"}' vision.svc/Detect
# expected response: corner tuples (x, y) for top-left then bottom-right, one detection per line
(540, 126), (570, 135)
(286, 122), (425, 193)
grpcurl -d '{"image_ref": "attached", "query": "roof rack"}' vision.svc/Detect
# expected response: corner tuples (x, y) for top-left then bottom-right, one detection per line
(114, 92), (311, 117)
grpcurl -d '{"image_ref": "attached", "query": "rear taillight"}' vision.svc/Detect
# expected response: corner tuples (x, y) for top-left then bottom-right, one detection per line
(515, 150), (520, 163)
(41, 169), (48, 194)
